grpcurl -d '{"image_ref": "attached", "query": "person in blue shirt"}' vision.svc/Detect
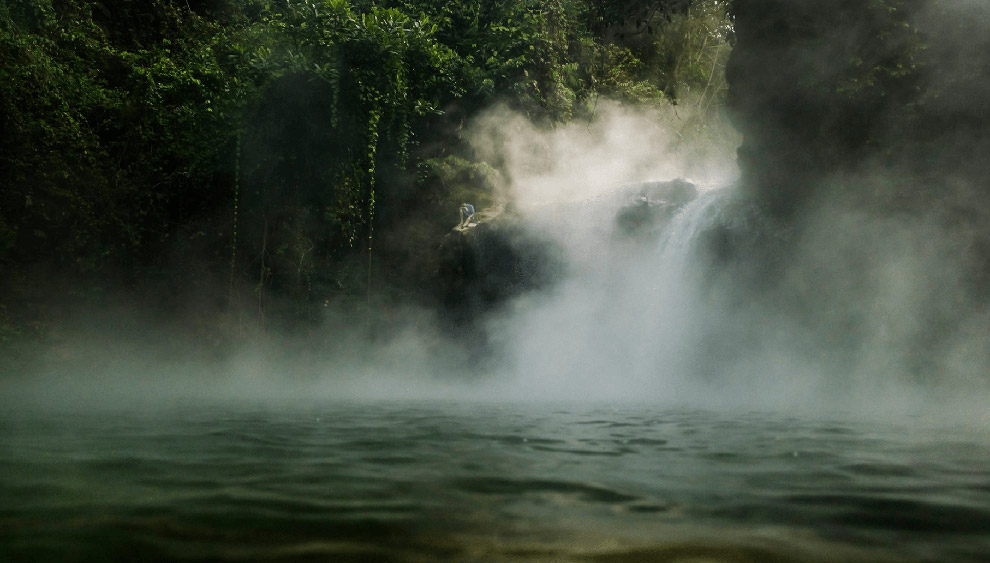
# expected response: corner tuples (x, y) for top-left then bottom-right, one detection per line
(459, 202), (476, 228)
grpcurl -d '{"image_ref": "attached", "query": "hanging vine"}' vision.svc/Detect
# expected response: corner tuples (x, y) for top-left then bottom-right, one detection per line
(228, 131), (240, 315)
(239, 0), (458, 308)
(365, 106), (381, 303)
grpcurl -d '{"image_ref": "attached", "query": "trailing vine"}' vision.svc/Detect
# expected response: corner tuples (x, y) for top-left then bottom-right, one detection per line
(365, 107), (381, 303)
(228, 131), (240, 314)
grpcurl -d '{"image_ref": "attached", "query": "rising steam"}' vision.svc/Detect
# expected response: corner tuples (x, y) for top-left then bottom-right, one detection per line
(3, 93), (987, 423)
(470, 100), (738, 207)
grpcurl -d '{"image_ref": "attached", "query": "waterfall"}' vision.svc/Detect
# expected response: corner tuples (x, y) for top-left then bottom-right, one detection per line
(489, 177), (988, 408)
(497, 183), (734, 401)
(656, 187), (727, 274)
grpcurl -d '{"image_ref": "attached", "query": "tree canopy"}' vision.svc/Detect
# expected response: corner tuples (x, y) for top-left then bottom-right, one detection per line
(0, 0), (734, 346)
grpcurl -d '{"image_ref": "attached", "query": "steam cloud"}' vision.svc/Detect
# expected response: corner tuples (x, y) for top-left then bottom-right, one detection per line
(469, 101), (738, 207)
(461, 92), (990, 419)
(4, 20), (989, 425)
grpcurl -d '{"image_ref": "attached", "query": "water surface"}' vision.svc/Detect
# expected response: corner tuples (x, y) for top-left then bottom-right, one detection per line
(2, 401), (988, 562)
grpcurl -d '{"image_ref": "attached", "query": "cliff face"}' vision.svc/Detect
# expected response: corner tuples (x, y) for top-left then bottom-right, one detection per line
(727, 0), (864, 215)
(721, 0), (990, 379)
(726, 0), (990, 219)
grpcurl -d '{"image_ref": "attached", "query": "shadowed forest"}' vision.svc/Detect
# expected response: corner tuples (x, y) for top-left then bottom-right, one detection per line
(1, 0), (733, 356)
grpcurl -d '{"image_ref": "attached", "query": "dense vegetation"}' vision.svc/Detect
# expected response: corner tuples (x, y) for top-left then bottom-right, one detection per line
(0, 0), (734, 349)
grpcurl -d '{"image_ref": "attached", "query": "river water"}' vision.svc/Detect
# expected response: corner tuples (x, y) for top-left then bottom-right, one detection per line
(1, 401), (988, 562)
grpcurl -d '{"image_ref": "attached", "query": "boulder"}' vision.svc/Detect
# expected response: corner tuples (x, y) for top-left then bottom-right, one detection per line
(614, 178), (699, 238)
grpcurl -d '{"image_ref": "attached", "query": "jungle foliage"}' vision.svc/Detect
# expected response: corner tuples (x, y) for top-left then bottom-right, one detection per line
(0, 0), (733, 341)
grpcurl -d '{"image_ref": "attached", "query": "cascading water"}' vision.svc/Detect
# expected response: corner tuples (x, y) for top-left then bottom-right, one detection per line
(656, 186), (726, 268)
(496, 182), (736, 401)
(491, 169), (990, 412)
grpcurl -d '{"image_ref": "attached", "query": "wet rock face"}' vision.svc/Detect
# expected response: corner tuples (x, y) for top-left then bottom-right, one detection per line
(726, 0), (878, 217)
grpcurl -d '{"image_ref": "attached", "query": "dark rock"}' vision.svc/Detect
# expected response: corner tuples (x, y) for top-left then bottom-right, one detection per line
(436, 208), (563, 325)
(614, 178), (699, 238)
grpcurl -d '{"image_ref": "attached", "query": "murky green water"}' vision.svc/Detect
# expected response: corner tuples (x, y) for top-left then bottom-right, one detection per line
(1, 401), (988, 562)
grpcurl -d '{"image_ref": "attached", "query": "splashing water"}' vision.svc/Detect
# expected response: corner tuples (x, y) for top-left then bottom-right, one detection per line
(496, 185), (732, 402)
